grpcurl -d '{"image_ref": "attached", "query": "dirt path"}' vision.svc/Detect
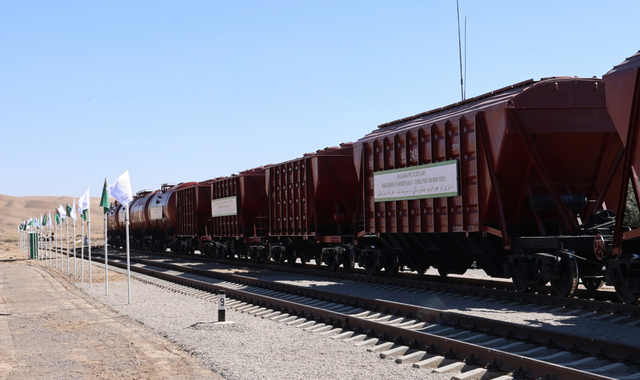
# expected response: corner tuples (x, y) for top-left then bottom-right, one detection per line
(0, 248), (222, 380)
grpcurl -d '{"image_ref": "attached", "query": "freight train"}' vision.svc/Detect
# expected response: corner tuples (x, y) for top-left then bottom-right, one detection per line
(108, 51), (640, 304)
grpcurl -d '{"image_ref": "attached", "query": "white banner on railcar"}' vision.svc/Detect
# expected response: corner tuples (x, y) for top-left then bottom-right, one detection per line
(373, 160), (458, 202)
(149, 206), (163, 220)
(212, 196), (238, 217)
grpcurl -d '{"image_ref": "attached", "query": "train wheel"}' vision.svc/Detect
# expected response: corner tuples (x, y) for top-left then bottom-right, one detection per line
(581, 277), (604, 292)
(384, 252), (399, 278)
(550, 253), (579, 297)
(614, 280), (638, 304)
(512, 274), (531, 292)
(287, 248), (296, 267)
(365, 264), (377, 276)
(343, 247), (355, 274)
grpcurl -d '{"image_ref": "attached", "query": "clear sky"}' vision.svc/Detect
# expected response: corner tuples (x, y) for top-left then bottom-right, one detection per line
(2, 1), (639, 197)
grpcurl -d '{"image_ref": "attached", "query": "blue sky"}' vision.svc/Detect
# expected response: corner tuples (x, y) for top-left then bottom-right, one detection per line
(2, 1), (639, 197)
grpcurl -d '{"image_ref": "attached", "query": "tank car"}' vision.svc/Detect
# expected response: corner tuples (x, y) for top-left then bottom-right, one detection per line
(128, 189), (158, 250)
(353, 77), (624, 297)
(106, 201), (124, 248)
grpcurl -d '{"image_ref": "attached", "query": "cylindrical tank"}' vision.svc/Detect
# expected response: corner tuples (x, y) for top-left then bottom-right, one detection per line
(107, 202), (123, 232)
(147, 182), (198, 233)
(130, 190), (157, 232)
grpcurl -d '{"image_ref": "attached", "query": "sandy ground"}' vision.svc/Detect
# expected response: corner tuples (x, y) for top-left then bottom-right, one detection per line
(0, 246), (222, 380)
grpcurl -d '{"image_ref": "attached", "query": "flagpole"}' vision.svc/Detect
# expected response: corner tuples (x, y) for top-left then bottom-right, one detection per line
(66, 216), (70, 275)
(73, 199), (77, 278)
(88, 202), (92, 288)
(46, 223), (49, 265)
(126, 202), (131, 304)
(57, 219), (61, 270)
(55, 219), (59, 269)
(81, 215), (85, 282)
(39, 217), (43, 262)
(104, 210), (108, 296)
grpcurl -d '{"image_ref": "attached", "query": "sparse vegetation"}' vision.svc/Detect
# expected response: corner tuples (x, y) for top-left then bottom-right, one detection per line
(624, 180), (640, 227)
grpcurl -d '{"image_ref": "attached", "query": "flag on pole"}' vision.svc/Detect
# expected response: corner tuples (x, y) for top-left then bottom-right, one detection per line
(108, 170), (133, 206)
(67, 203), (76, 221)
(48, 210), (52, 227)
(58, 205), (67, 219)
(42, 213), (48, 227)
(79, 188), (90, 221)
(55, 210), (61, 224)
(100, 180), (110, 214)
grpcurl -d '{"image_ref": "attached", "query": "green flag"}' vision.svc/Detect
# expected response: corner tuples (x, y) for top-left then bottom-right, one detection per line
(66, 204), (72, 219)
(100, 179), (110, 214)
(42, 213), (47, 227)
(81, 209), (87, 221)
(55, 210), (61, 225)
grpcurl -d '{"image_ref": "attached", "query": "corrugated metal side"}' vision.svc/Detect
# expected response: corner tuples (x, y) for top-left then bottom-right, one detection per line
(176, 186), (197, 237)
(238, 171), (268, 239)
(361, 119), (478, 234)
(268, 158), (310, 236)
(211, 177), (240, 238)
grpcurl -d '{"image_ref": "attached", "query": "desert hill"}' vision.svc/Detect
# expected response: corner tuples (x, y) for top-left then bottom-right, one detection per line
(0, 194), (111, 253)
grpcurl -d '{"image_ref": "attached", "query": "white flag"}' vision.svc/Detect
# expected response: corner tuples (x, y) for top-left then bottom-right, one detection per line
(78, 187), (90, 211)
(58, 205), (67, 218)
(108, 170), (133, 206)
(48, 210), (52, 227)
(70, 199), (77, 221)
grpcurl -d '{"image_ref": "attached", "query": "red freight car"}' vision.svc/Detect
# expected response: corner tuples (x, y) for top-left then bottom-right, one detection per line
(203, 168), (269, 261)
(266, 143), (359, 271)
(354, 77), (623, 296)
(173, 181), (213, 255)
(603, 51), (640, 304)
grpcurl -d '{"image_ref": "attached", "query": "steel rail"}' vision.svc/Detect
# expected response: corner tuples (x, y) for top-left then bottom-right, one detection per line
(91, 254), (638, 380)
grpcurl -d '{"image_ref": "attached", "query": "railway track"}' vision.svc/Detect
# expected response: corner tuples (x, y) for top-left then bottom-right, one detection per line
(53, 248), (640, 380)
(125, 248), (640, 320)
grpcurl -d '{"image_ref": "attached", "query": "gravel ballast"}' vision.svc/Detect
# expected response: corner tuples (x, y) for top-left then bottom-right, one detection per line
(77, 274), (454, 380)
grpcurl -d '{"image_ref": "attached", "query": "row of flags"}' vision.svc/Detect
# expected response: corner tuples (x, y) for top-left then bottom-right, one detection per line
(19, 170), (134, 232)
(18, 170), (135, 304)
(19, 186), (109, 231)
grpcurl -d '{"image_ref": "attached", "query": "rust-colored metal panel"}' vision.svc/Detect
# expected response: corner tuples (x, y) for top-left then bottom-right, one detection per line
(210, 168), (268, 239)
(356, 77), (622, 241)
(175, 182), (211, 238)
(267, 144), (358, 240)
(603, 51), (640, 249)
